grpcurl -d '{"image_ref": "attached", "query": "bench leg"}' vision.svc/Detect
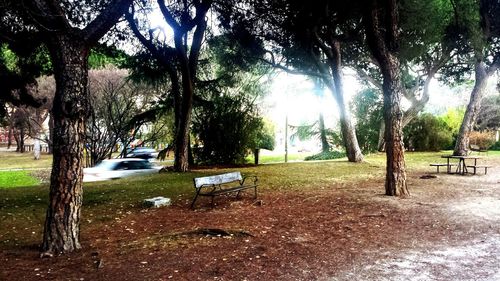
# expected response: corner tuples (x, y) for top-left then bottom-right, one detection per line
(485, 167), (488, 175)
(191, 189), (202, 209)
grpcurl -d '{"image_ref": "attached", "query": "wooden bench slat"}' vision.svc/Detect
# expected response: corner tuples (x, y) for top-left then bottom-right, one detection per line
(194, 172), (242, 188)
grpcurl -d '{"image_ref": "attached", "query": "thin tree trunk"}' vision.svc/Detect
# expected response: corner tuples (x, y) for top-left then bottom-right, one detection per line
(7, 126), (12, 149)
(377, 121), (385, 152)
(48, 112), (54, 154)
(19, 127), (25, 153)
(318, 113), (330, 153)
(14, 129), (20, 152)
(41, 37), (89, 255)
(454, 62), (491, 156)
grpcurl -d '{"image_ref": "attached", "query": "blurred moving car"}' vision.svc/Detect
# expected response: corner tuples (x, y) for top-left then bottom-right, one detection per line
(126, 147), (157, 159)
(83, 158), (161, 182)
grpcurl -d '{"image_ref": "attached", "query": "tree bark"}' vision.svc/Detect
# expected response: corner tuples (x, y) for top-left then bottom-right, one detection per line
(172, 32), (195, 172)
(364, 0), (409, 197)
(453, 62), (492, 156)
(19, 127), (25, 153)
(7, 126), (12, 149)
(328, 41), (363, 162)
(381, 56), (408, 196)
(41, 36), (89, 255)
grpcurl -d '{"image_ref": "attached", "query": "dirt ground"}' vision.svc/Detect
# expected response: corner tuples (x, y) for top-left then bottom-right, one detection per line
(2, 161), (500, 280)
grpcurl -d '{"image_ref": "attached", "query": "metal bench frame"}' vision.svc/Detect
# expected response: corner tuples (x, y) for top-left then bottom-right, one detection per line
(191, 172), (258, 209)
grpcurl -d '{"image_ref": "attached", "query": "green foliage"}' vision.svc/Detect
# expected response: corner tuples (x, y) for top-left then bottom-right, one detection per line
(0, 170), (40, 188)
(1, 44), (18, 72)
(399, 0), (454, 62)
(404, 113), (454, 151)
(352, 88), (383, 153)
(192, 94), (266, 165)
(88, 44), (128, 69)
(252, 120), (275, 150)
(440, 107), (465, 134)
(304, 150), (346, 161)
(490, 141), (500, 150)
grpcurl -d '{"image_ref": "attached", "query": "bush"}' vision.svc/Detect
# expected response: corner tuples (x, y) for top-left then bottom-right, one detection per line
(490, 141), (500, 150)
(469, 131), (496, 150)
(404, 113), (453, 151)
(352, 88), (383, 153)
(304, 150), (346, 161)
(192, 94), (267, 165)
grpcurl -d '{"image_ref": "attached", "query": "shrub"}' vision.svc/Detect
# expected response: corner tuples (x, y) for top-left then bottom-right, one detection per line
(490, 141), (500, 150)
(469, 131), (496, 150)
(304, 150), (346, 161)
(404, 113), (453, 151)
(192, 94), (268, 165)
(352, 88), (383, 153)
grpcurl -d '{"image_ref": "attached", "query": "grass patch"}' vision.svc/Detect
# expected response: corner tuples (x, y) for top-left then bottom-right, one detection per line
(0, 151), (52, 169)
(246, 152), (313, 163)
(0, 170), (40, 188)
(0, 150), (497, 248)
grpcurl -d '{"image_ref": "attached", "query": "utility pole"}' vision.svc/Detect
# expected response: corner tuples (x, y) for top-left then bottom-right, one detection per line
(285, 115), (288, 163)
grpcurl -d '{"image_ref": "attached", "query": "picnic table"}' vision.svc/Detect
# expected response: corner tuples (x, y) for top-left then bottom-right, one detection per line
(436, 155), (491, 175)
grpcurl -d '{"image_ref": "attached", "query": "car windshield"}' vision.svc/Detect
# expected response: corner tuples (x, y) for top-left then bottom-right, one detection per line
(94, 160), (117, 170)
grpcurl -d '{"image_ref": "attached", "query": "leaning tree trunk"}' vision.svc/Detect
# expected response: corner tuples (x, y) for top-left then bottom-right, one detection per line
(454, 62), (491, 156)
(328, 41), (363, 162)
(41, 37), (89, 255)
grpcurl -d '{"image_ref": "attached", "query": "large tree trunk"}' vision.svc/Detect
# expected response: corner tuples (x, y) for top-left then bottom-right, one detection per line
(454, 62), (491, 156)
(41, 37), (89, 255)
(173, 34), (195, 172)
(378, 69), (435, 152)
(381, 56), (408, 196)
(364, 0), (408, 197)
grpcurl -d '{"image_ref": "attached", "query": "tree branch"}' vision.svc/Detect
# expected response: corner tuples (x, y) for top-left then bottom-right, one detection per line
(157, 0), (182, 33)
(83, 0), (133, 45)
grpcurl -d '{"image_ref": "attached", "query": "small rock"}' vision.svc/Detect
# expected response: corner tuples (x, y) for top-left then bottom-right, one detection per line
(144, 197), (171, 208)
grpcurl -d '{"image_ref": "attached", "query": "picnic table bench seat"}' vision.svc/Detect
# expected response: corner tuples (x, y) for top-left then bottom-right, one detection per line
(191, 171), (258, 209)
(466, 165), (492, 175)
(430, 163), (456, 173)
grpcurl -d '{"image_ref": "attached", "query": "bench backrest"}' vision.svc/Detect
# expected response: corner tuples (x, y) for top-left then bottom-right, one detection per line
(194, 172), (242, 188)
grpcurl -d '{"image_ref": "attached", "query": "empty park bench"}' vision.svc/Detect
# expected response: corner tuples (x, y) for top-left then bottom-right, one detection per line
(468, 144), (488, 155)
(191, 171), (258, 209)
